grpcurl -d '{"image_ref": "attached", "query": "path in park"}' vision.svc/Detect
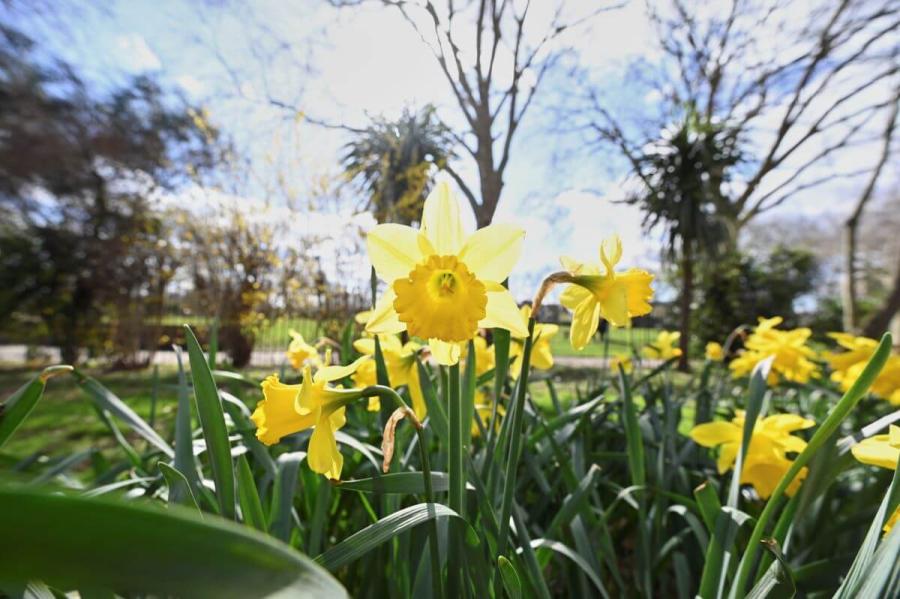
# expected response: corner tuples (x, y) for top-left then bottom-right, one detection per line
(0, 344), (631, 370)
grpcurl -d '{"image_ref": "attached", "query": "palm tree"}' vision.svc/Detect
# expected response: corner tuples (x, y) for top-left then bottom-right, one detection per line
(342, 106), (454, 225)
(626, 109), (738, 370)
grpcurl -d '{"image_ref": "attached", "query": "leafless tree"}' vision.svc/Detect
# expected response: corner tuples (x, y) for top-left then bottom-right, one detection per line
(330, 0), (619, 226)
(841, 88), (898, 332)
(576, 0), (899, 242)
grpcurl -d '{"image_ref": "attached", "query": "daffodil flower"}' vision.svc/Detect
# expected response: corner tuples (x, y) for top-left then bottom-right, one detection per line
(705, 341), (724, 362)
(642, 331), (683, 361)
(826, 334), (900, 405)
(610, 355), (633, 374)
(286, 329), (320, 370)
(729, 317), (819, 385)
(365, 182), (528, 365)
(851, 425), (900, 534)
(471, 394), (505, 438)
(690, 411), (815, 499)
(559, 236), (654, 351)
(469, 335), (496, 378)
(352, 335), (426, 418)
(251, 357), (368, 480)
(510, 305), (557, 379)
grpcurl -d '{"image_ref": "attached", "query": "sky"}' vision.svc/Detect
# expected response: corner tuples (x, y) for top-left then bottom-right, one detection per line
(7, 0), (897, 302)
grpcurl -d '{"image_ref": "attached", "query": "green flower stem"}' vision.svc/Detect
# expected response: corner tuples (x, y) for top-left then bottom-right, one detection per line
(731, 332), (892, 597)
(361, 385), (443, 599)
(447, 362), (463, 599)
(496, 318), (536, 565)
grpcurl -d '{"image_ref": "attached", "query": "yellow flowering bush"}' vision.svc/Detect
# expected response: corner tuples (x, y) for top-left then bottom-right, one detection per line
(825, 333), (900, 405)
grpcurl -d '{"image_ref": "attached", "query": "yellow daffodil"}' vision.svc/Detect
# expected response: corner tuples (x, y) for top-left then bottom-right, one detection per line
(510, 305), (558, 379)
(729, 317), (819, 385)
(705, 341), (724, 362)
(354, 309), (373, 325)
(458, 335), (496, 378)
(851, 425), (900, 534)
(559, 236), (654, 351)
(690, 411), (815, 499)
(251, 358), (367, 480)
(352, 335), (426, 418)
(642, 331), (683, 361)
(827, 334), (900, 405)
(286, 329), (320, 370)
(364, 182), (528, 365)
(610, 355), (633, 374)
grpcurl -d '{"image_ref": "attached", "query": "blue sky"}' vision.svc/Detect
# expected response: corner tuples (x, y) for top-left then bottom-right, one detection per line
(7, 0), (894, 301)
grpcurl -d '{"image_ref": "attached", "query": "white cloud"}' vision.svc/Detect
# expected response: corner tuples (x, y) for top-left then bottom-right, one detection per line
(114, 34), (162, 72)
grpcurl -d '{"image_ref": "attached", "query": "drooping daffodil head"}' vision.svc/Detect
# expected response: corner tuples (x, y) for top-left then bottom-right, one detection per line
(559, 235), (654, 351)
(689, 411), (816, 499)
(365, 182), (528, 365)
(251, 357), (368, 480)
(510, 305), (558, 379)
(286, 329), (321, 370)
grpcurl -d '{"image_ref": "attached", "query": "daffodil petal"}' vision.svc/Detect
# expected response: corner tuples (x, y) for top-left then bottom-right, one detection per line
(598, 281), (630, 327)
(308, 416), (342, 479)
(458, 223), (524, 283)
(421, 182), (465, 255)
(353, 338), (376, 355)
(367, 223), (423, 283)
(852, 434), (900, 470)
(690, 421), (741, 448)
(560, 256), (583, 273)
(560, 284), (591, 310)
(430, 339), (461, 365)
(314, 355), (369, 384)
(570, 296), (600, 351)
(480, 290), (528, 338)
(366, 288), (406, 335)
(716, 442), (739, 474)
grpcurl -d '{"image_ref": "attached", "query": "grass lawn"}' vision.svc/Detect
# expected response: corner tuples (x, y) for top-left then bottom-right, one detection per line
(548, 326), (660, 357)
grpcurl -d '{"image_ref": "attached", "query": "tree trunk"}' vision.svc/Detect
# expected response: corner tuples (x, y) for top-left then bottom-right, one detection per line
(841, 222), (859, 332)
(841, 95), (897, 332)
(862, 243), (900, 339)
(678, 244), (693, 372)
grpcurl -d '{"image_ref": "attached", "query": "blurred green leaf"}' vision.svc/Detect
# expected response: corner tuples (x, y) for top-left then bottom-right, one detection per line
(0, 486), (345, 598)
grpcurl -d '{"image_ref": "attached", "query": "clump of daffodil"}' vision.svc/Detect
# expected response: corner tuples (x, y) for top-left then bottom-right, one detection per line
(705, 341), (724, 362)
(286, 329), (321, 370)
(825, 333), (900, 405)
(690, 410), (815, 499)
(556, 236), (654, 351)
(610, 354), (633, 374)
(510, 305), (558, 379)
(642, 330), (683, 361)
(351, 335), (426, 418)
(729, 317), (819, 385)
(851, 425), (900, 535)
(251, 357), (368, 480)
(460, 334), (496, 378)
(365, 182), (528, 365)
